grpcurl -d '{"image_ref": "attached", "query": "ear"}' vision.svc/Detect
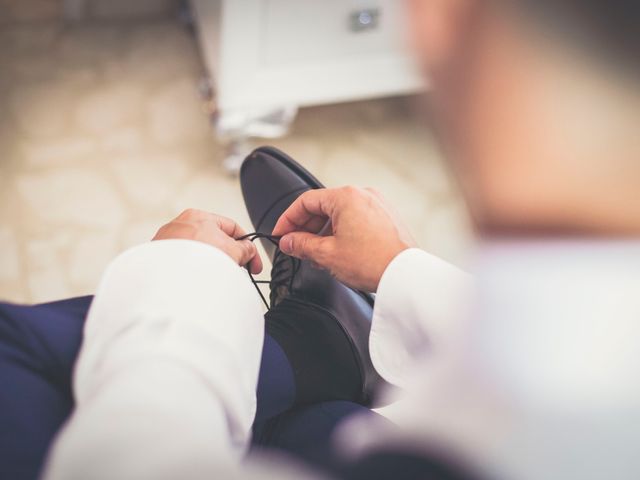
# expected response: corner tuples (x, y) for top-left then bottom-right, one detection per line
(406, 0), (475, 72)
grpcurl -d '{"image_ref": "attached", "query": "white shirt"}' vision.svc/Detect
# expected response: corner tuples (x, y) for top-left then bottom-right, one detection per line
(44, 239), (640, 480)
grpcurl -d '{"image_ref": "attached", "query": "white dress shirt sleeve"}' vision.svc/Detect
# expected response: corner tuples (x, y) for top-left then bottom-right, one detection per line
(43, 240), (265, 480)
(369, 248), (471, 389)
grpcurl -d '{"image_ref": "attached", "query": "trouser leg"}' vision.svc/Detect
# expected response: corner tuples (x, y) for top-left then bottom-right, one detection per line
(255, 333), (296, 424)
(253, 402), (482, 480)
(0, 296), (296, 478)
(253, 401), (386, 472)
(0, 296), (92, 480)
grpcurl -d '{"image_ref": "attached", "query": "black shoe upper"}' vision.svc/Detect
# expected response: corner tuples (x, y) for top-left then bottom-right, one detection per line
(240, 146), (321, 258)
(240, 146), (389, 406)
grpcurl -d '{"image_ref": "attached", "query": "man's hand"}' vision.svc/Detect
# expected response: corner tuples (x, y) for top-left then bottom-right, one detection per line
(153, 209), (263, 274)
(272, 187), (417, 292)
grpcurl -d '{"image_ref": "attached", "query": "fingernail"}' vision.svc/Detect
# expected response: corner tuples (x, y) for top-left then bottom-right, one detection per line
(280, 235), (293, 254)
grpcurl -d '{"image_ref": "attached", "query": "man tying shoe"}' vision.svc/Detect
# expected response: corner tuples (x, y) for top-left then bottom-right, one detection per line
(2, 0), (639, 479)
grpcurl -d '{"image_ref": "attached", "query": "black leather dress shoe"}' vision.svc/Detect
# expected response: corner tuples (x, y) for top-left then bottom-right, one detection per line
(240, 146), (388, 406)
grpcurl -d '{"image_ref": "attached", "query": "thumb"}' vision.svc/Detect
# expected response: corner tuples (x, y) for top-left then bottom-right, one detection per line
(280, 232), (332, 264)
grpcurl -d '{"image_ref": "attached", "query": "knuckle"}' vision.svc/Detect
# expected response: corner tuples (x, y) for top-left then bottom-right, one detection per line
(316, 239), (332, 259)
(343, 185), (364, 199)
(323, 235), (338, 252)
(217, 214), (232, 226)
(153, 224), (169, 238)
(293, 235), (304, 253)
(231, 251), (244, 265)
(365, 186), (382, 197)
(299, 190), (313, 200)
(179, 208), (201, 220)
(243, 240), (255, 256)
(227, 242), (243, 261)
(235, 240), (252, 261)
(294, 236), (309, 258)
(297, 190), (315, 208)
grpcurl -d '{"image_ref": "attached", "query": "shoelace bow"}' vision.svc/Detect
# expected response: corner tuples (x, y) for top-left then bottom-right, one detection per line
(236, 232), (301, 310)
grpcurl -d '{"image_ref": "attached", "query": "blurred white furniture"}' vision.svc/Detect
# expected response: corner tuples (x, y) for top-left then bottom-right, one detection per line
(190, 0), (425, 171)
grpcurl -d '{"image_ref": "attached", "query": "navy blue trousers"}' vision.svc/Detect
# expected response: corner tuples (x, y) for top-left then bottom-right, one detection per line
(0, 296), (373, 480)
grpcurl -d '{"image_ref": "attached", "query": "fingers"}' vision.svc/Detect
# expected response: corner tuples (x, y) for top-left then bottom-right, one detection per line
(175, 209), (246, 238)
(272, 189), (338, 236)
(232, 238), (263, 274)
(215, 215), (246, 239)
(175, 208), (209, 223)
(214, 215), (264, 272)
(245, 240), (263, 274)
(218, 217), (264, 273)
(298, 215), (330, 235)
(217, 216), (262, 273)
(152, 221), (196, 241)
(166, 209), (263, 273)
(247, 254), (263, 275)
(224, 237), (263, 273)
(279, 231), (333, 265)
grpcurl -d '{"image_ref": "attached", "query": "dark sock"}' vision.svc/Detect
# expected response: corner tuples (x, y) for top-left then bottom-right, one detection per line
(255, 334), (297, 425)
(264, 297), (363, 407)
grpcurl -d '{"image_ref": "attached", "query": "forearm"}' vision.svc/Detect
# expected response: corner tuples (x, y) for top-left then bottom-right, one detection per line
(43, 240), (265, 480)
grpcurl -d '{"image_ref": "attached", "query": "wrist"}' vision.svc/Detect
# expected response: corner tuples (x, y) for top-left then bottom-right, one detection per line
(372, 243), (413, 292)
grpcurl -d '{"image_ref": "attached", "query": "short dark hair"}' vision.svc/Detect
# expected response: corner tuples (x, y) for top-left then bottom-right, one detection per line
(511, 0), (639, 75)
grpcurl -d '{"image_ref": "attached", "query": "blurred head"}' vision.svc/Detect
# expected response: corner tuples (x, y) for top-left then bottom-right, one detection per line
(407, 0), (640, 235)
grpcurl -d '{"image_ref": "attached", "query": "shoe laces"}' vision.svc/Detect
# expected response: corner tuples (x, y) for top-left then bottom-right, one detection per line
(237, 233), (301, 310)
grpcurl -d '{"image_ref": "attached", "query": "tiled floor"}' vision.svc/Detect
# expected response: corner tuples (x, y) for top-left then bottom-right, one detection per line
(0, 19), (472, 304)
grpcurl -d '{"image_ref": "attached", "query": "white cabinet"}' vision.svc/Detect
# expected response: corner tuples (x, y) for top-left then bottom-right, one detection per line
(190, 0), (425, 169)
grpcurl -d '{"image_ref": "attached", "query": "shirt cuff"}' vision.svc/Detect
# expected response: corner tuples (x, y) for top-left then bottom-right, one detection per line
(370, 248), (469, 389)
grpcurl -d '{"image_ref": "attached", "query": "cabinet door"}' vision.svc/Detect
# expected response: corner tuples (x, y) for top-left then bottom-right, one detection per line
(194, 0), (425, 112)
(262, 0), (407, 67)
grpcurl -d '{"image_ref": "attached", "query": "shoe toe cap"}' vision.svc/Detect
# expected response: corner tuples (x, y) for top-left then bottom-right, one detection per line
(240, 148), (313, 232)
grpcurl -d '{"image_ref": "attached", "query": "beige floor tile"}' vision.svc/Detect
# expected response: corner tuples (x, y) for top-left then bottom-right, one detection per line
(0, 227), (21, 282)
(0, 282), (29, 304)
(111, 153), (192, 208)
(9, 83), (75, 139)
(75, 83), (146, 135)
(21, 137), (97, 167)
(421, 202), (474, 267)
(27, 268), (72, 302)
(25, 239), (72, 302)
(17, 168), (126, 229)
(172, 173), (252, 231)
(100, 127), (144, 154)
(3, 52), (59, 84)
(56, 25), (127, 68)
(120, 219), (165, 249)
(147, 77), (212, 147)
(68, 231), (119, 291)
